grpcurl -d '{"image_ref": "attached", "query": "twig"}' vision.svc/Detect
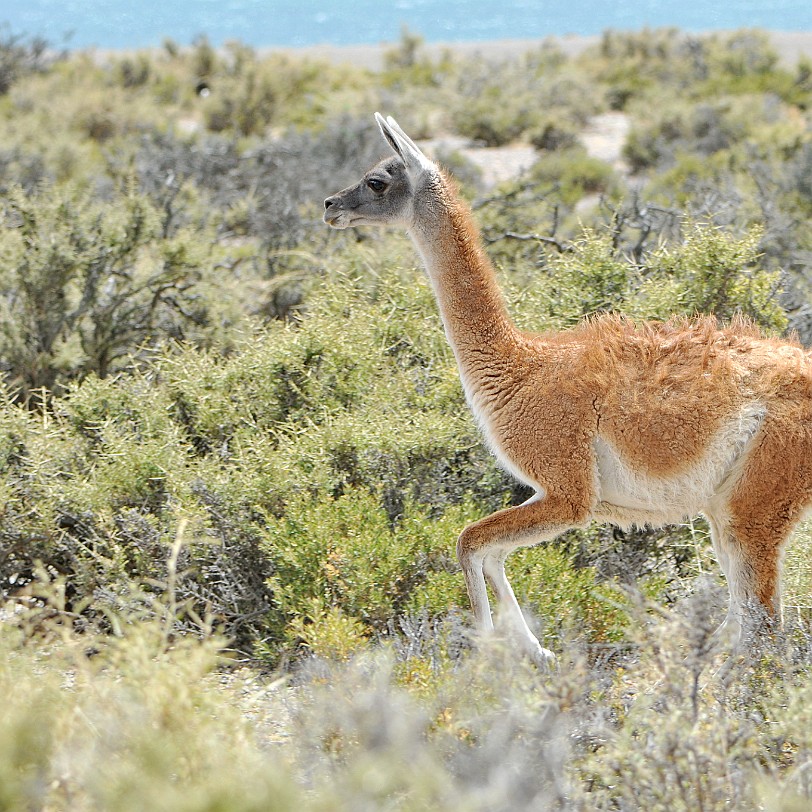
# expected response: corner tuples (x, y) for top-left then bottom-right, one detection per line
(484, 230), (572, 252)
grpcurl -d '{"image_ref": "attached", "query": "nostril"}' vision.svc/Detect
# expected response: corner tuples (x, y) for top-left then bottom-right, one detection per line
(324, 198), (334, 210)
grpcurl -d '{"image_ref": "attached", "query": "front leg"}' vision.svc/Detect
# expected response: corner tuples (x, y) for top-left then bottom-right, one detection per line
(482, 548), (556, 668)
(456, 490), (590, 666)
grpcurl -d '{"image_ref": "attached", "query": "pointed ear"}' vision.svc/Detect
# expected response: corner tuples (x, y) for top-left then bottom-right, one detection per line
(375, 111), (403, 157)
(374, 112), (434, 174)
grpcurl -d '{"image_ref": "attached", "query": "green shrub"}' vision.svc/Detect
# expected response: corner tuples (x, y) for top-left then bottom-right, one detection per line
(784, 522), (812, 620)
(508, 544), (628, 644)
(508, 219), (785, 331)
(452, 96), (537, 147)
(0, 651), (59, 810)
(522, 229), (631, 324)
(0, 183), (212, 399)
(447, 47), (596, 147)
(2, 583), (812, 812)
(0, 616), (304, 812)
(0, 200), (791, 663)
(530, 118), (580, 151)
(638, 222), (786, 327)
(530, 148), (618, 205)
(260, 489), (471, 649)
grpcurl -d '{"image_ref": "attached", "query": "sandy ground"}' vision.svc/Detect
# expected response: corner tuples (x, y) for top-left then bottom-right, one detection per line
(279, 30), (812, 70)
(414, 109), (632, 188)
(418, 118), (632, 188)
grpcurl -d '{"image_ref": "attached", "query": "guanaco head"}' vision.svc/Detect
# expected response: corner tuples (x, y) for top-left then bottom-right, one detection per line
(323, 113), (437, 230)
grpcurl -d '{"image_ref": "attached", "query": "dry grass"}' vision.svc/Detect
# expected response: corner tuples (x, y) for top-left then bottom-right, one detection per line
(2, 577), (812, 811)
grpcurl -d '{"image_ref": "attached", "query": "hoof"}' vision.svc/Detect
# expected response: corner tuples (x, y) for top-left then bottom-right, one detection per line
(709, 617), (743, 652)
(527, 641), (557, 670)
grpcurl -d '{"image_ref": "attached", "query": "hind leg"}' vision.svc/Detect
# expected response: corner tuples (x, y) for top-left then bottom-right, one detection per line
(712, 420), (812, 646)
(707, 515), (731, 580)
(706, 514), (741, 644)
(706, 512), (786, 648)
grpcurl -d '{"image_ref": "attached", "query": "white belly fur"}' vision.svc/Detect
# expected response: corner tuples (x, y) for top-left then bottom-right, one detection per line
(593, 403), (766, 529)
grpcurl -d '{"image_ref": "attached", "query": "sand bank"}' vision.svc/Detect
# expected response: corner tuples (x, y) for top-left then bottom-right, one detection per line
(276, 30), (812, 69)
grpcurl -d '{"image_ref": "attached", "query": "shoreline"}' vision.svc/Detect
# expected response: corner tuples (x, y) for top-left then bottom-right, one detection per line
(273, 30), (812, 69)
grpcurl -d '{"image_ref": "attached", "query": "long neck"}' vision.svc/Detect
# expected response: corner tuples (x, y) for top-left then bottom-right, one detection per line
(408, 172), (517, 362)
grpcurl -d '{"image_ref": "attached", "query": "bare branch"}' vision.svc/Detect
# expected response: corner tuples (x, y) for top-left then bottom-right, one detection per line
(484, 230), (572, 252)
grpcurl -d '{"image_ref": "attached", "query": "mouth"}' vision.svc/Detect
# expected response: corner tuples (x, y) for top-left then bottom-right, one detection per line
(323, 210), (350, 228)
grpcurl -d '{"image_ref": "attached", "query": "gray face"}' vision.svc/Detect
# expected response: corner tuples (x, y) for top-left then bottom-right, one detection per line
(323, 156), (414, 229)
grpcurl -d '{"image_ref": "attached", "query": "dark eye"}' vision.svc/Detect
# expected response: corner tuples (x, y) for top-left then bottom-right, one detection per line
(367, 178), (386, 193)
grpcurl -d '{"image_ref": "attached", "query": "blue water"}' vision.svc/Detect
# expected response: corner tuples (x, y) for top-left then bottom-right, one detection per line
(0, 0), (809, 50)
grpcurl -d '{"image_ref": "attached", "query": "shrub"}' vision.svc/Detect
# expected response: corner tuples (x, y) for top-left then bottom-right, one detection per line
(519, 229), (632, 325)
(0, 27), (53, 95)
(452, 95), (537, 147)
(199, 50), (359, 134)
(0, 184), (211, 399)
(2, 582), (812, 812)
(530, 119), (580, 152)
(623, 99), (751, 172)
(131, 114), (385, 252)
(260, 490), (472, 650)
(447, 47), (596, 147)
(530, 149), (618, 205)
(1, 35), (812, 808)
(0, 25), (808, 694)
(0, 615), (304, 811)
(639, 222), (786, 327)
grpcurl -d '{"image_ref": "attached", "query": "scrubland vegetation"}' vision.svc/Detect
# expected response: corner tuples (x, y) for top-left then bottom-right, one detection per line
(1, 25), (812, 810)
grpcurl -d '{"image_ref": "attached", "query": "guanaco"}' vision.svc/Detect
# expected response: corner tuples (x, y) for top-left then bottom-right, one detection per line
(324, 113), (812, 666)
